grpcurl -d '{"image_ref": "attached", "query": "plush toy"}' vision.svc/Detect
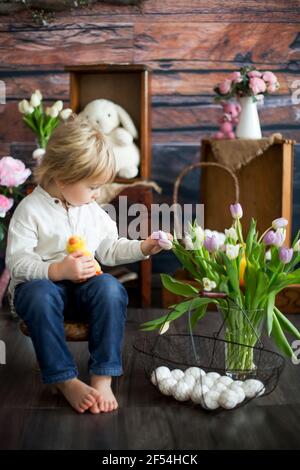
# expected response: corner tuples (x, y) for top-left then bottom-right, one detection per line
(66, 235), (102, 276)
(80, 99), (140, 179)
(214, 102), (241, 140)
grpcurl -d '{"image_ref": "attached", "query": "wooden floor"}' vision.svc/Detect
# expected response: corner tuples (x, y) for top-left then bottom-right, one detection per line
(1, 307), (300, 450)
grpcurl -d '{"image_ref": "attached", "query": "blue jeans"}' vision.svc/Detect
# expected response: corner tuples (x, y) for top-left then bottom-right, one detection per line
(13, 274), (129, 384)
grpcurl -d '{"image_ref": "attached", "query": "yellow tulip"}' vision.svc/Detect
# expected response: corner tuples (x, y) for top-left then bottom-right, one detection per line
(239, 254), (246, 287)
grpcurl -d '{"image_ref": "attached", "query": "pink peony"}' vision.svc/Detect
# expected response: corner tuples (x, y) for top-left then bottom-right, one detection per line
(249, 77), (267, 95)
(229, 71), (243, 83)
(0, 156), (31, 187)
(248, 70), (262, 78)
(0, 194), (14, 217)
(219, 79), (232, 95)
(262, 71), (277, 85)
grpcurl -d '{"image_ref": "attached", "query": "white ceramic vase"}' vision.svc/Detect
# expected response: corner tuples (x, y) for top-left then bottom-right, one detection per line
(235, 97), (262, 139)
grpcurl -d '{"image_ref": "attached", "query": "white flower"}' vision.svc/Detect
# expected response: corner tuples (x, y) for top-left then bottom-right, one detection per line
(35, 89), (42, 101)
(226, 243), (240, 260)
(294, 240), (300, 252)
(194, 226), (205, 244)
(159, 321), (170, 335)
(202, 277), (217, 292)
(60, 108), (73, 120)
(30, 91), (41, 108)
(183, 233), (194, 250)
(52, 100), (63, 112)
(46, 106), (59, 118)
(265, 249), (272, 261)
(225, 227), (238, 242)
(18, 99), (34, 114)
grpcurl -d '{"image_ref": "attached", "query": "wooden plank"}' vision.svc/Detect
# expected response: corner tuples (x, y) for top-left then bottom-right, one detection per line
(0, 23), (134, 67)
(134, 22), (300, 64)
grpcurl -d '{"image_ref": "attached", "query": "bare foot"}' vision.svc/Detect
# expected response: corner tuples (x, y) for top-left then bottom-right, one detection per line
(90, 375), (118, 413)
(56, 378), (100, 414)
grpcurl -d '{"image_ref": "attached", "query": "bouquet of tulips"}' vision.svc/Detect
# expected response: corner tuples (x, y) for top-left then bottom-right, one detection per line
(18, 89), (73, 158)
(141, 204), (300, 363)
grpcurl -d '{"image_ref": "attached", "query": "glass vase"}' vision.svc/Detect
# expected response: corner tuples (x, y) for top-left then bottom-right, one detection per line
(236, 96), (262, 139)
(218, 306), (264, 380)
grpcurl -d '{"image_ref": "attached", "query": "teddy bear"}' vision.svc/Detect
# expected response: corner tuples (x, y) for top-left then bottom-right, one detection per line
(80, 99), (140, 179)
(214, 102), (241, 140)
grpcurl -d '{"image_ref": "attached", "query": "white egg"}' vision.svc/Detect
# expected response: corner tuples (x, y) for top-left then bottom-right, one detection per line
(218, 389), (239, 409)
(182, 375), (196, 389)
(242, 379), (265, 398)
(217, 376), (234, 387)
(184, 367), (206, 380)
(211, 381), (227, 394)
(201, 390), (220, 410)
(151, 366), (171, 385)
(229, 383), (245, 403)
(206, 372), (221, 383)
(173, 381), (191, 401)
(190, 384), (209, 404)
(171, 369), (185, 381)
(199, 375), (214, 389)
(158, 377), (178, 396)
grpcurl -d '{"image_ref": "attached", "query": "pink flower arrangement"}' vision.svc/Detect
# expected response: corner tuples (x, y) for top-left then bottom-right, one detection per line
(0, 156), (31, 243)
(214, 66), (279, 102)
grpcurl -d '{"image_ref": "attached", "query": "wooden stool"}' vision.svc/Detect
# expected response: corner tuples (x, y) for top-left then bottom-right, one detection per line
(19, 320), (89, 342)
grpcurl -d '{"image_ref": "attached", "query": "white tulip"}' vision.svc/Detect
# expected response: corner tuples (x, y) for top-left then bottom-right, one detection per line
(60, 108), (73, 120)
(226, 243), (240, 260)
(265, 249), (272, 261)
(18, 99), (34, 114)
(225, 227), (238, 242)
(183, 234), (194, 250)
(34, 89), (42, 100)
(30, 92), (41, 108)
(52, 100), (63, 112)
(194, 226), (205, 244)
(159, 321), (170, 335)
(46, 106), (59, 118)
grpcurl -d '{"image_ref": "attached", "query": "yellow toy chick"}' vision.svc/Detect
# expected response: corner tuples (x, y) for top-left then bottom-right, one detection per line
(66, 235), (102, 276)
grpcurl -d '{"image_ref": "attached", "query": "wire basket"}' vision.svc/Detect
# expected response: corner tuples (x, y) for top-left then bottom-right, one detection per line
(133, 326), (285, 411)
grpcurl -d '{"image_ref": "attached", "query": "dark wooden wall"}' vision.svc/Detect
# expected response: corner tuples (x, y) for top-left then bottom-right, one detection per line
(0, 0), (300, 273)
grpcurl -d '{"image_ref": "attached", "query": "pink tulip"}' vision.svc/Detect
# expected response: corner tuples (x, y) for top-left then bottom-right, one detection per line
(267, 83), (277, 93)
(219, 79), (232, 95)
(249, 77), (267, 95)
(248, 70), (262, 78)
(0, 156), (31, 187)
(0, 194), (14, 217)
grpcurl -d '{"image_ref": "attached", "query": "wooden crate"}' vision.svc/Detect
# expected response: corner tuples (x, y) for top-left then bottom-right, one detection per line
(65, 64), (152, 182)
(200, 140), (294, 246)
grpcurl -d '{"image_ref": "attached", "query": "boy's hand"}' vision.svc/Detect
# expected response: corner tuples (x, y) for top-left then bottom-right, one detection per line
(141, 231), (173, 256)
(49, 251), (96, 282)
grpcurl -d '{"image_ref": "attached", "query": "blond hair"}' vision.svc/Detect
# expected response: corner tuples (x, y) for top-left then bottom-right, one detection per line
(34, 116), (116, 187)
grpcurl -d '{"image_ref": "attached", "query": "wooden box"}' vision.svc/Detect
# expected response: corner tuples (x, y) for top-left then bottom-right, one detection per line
(200, 140), (294, 245)
(65, 64), (152, 182)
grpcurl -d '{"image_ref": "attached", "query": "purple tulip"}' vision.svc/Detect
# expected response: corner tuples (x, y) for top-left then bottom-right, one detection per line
(204, 235), (218, 253)
(230, 203), (243, 219)
(273, 229), (285, 247)
(279, 247), (293, 264)
(150, 230), (173, 250)
(272, 218), (288, 230)
(263, 230), (276, 245)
